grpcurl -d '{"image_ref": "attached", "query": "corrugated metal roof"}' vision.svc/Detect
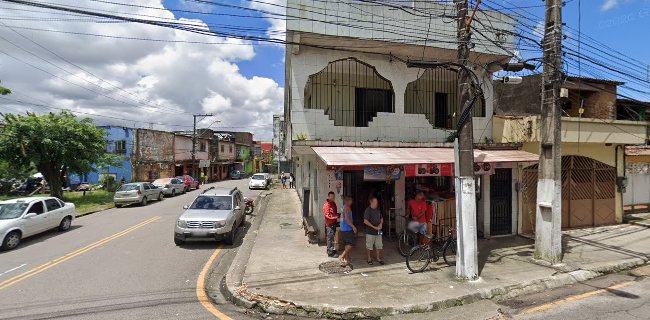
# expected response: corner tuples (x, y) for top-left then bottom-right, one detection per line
(311, 147), (539, 166)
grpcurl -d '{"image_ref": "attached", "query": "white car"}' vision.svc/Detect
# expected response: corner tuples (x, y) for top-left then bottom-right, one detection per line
(0, 197), (77, 250)
(248, 173), (268, 190)
(152, 178), (186, 197)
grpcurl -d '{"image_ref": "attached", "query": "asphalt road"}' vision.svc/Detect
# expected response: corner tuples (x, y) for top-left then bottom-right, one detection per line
(0, 179), (268, 320)
(497, 266), (650, 320)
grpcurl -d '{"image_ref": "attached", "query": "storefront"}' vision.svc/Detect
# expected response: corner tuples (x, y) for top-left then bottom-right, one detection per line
(295, 146), (538, 241)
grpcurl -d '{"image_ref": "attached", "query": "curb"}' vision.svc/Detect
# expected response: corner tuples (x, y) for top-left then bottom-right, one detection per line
(220, 190), (273, 310)
(221, 215), (650, 319)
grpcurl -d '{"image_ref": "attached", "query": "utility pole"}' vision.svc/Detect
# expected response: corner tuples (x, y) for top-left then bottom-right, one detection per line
(454, 0), (479, 280)
(534, 0), (563, 264)
(192, 114), (213, 179)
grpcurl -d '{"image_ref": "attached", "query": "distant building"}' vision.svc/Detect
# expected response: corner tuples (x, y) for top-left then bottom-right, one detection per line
(174, 133), (210, 178)
(68, 126), (132, 186)
(132, 128), (175, 182)
(272, 114), (288, 173)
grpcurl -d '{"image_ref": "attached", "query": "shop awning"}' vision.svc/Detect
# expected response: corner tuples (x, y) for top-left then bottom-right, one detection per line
(311, 147), (539, 166)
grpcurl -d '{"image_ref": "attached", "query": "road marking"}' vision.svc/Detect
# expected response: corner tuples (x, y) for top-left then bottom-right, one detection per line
(0, 264), (26, 277)
(196, 244), (232, 320)
(0, 216), (160, 291)
(523, 281), (634, 315)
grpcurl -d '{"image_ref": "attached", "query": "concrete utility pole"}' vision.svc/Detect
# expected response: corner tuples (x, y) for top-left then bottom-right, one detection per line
(192, 114), (213, 178)
(534, 0), (563, 264)
(454, 0), (479, 280)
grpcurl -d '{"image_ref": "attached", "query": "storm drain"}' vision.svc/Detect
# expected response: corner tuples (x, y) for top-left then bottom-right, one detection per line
(319, 261), (353, 274)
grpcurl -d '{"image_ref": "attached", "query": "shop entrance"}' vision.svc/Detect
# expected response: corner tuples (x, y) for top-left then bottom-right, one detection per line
(343, 171), (394, 228)
(490, 168), (512, 235)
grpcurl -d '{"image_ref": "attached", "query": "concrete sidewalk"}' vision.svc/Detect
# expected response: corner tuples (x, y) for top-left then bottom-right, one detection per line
(223, 190), (650, 319)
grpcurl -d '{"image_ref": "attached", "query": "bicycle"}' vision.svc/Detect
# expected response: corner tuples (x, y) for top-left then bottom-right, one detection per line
(406, 225), (457, 273)
(397, 215), (417, 257)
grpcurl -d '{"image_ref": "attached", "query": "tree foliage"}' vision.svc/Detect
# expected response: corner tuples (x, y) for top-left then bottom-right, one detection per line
(0, 112), (107, 198)
(0, 80), (10, 95)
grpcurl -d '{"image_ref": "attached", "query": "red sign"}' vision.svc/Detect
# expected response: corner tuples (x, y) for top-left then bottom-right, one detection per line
(405, 164), (454, 177)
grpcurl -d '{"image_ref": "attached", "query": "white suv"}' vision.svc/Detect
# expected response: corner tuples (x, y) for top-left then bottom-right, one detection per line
(0, 197), (77, 250)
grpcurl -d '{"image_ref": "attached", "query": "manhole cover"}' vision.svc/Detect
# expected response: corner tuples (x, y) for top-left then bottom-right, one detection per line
(318, 261), (353, 274)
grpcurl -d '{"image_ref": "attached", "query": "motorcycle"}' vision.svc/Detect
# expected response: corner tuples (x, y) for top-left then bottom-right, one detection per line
(244, 197), (254, 215)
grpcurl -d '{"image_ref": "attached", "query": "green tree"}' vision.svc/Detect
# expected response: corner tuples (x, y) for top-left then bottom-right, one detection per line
(0, 80), (10, 95)
(0, 112), (107, 198)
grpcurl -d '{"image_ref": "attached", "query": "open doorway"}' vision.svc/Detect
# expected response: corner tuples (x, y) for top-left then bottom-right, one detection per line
(343, 171), (395, 228)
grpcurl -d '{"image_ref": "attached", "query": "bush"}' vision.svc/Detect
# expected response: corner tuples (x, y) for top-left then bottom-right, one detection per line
(101, 175), (119, 193)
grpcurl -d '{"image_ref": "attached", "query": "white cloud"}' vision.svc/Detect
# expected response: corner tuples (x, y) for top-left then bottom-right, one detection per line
(601, 0), (619, 11)
(249, 0), (286, 41)
(0, 0), (282, 140)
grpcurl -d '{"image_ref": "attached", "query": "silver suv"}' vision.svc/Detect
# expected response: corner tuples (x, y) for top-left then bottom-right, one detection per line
(174, 187), (244, 246)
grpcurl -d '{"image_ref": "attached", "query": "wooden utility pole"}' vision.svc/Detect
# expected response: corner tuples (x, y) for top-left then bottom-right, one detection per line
(192, 114), (212, 179)
(454, 0), (479, 280)
(534, 0), (563, 264)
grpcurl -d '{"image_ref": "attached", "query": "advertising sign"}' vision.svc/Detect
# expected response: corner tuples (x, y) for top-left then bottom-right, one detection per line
(363, 166), (401, 181)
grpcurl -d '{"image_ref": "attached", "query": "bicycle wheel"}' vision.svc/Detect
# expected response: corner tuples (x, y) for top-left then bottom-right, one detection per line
(443, 239), (457, 267)
(398, 231), (416, 257)
(406, 245), (432, 273)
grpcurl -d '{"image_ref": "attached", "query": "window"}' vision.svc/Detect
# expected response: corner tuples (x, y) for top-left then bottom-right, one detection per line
(45, 199), (62, 211)
(221, 145), (224, 153)
(28, 201), (44, 214)
(355, 88), (394, 127)
(199, 142), (207, 152)
(143, 183), (151, 190)
(435, 93), (449, 129)
(148, 170), (160, 180)
(118, 184), (140, 191)
(190, 196), (232, 210)
(115, 140), (127, 154)
(229, 145), (233, 153)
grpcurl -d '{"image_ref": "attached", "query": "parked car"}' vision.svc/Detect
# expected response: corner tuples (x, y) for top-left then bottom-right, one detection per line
(174, 187), (245, 246)
(249, 173), (268, 190)
(76, 182), (93, 191)
(230, 170), (244, 180)
(176, 175), (200, 192)
(0, 197), (76, 250)
(152, 178), (185, 197)
(113, 182), (164, 207)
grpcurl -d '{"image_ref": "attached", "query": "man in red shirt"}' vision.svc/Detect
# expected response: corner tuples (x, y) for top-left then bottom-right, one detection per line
(407, 191), (429, 237)
(323, 191), (339, 257)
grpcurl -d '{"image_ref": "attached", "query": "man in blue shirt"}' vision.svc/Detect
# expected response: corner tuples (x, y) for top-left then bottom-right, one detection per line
(339, 196), (356, 266)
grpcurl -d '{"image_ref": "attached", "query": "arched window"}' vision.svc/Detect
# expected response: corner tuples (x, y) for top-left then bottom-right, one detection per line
(304, 58), (394, 127)
(404, 69), (485, 129)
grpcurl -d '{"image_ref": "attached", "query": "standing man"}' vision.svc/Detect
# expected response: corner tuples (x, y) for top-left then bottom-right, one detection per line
(364, 196), (384, 265)
(339, 196), (357, 266)
(323, 191), (339, 257)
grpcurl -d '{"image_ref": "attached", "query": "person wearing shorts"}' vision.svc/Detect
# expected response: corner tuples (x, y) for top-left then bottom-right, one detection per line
(339, 196), (356, 266)
(408, 191), (429, 243)
(363, 196), (384, 265)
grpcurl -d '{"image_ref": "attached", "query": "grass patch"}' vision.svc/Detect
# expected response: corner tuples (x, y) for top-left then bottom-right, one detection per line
(63, 190), (115, 216)
(0, 190), (115, 216)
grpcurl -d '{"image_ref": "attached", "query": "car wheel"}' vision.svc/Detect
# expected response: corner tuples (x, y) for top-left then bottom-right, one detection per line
(59, 216), (72, 231)
(158, 192), (164, 201)
(115, 203), (122, 208)
(141, 196), (148, 206)
(224, 227), (236, 245)
(171, 190), (176, 197)
(174, 238), (184, 246)
(2, 231), (21, 250)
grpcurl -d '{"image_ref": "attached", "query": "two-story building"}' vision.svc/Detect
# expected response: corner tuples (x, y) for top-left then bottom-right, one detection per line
(174, 134), (210, 178)
(132, 128), (175, 181)
(492, 75), (647, 234)
(68, 126), (132, 186)
(215, 132), (236, 180)
(285, 0), (539, 241)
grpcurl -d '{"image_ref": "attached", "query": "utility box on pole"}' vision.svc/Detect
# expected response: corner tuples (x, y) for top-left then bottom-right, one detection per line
(534, 0), (563, 264)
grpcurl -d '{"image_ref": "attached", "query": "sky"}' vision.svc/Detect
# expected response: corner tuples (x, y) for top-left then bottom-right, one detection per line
(0, 0), (648, 141)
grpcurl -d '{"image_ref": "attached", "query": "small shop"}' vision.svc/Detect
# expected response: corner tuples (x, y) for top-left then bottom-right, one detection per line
(304, 147), (538, 241)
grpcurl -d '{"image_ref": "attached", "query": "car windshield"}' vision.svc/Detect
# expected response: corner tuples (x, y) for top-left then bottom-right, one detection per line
(189, 196), (232, 210)
(118, 184), (140, 192)
(153, 178), (171, 185)
(252, 175), (265, 180)
(0, 203), (28, 220)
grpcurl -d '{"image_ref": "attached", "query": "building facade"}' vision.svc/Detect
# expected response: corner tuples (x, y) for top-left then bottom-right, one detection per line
(132, 128), (175, 182)
(492, 75), (647, 233)
(68, 126), (132, 186)
(174, 134), (210, 178)
(284, 0), (541, 244)
(272, 114), (289, 173)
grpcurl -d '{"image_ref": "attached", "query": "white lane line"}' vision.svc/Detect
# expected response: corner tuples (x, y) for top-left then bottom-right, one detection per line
(0, 264), (27, 278)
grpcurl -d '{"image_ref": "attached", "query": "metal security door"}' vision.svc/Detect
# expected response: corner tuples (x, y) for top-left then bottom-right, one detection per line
(490, 168), (512, 235)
